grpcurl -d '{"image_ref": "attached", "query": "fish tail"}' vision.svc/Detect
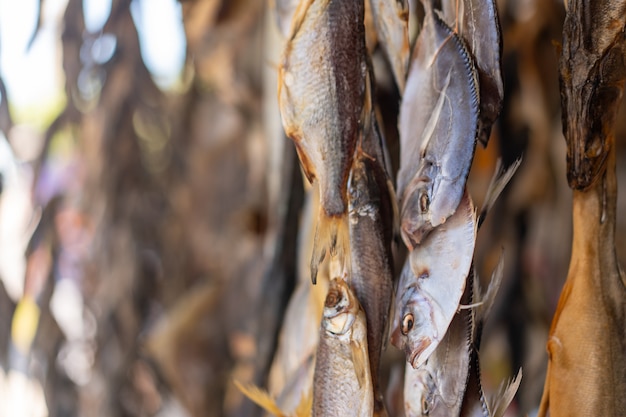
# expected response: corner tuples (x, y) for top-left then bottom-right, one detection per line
(233, 380), (287, 417)
(310, 213), (351, 284)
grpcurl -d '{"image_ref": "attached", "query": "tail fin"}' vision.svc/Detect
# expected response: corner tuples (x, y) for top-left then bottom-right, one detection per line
(310, 213), (350, 284)
(234, 380), (287, 417)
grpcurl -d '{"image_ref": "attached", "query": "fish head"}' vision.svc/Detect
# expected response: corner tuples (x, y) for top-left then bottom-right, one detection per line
(404, 366), (445, 417)
(400, 177), (434, 250)
(390, 285), (436, 368)
(322, 278), (359, 336)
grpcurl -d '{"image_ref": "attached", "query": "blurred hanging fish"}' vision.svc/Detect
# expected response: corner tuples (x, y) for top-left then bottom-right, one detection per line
(313, 278), (374, 417)
(274, 0), (301, 38)
(348, 115), (395, 417)
(396, 2), (479, 249)
(440, 0), (503, 145)
(391, 189), (476, 369)
(279, 0), (371, 283)
(403, 271), (473, 417)
(368, 0), (410, 92)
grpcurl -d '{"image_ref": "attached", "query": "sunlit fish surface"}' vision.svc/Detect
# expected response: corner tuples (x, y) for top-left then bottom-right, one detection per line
(441, 0), (503, 145)
(348, 115), (395, 417)
(391, 190), (476, 369)
(397, 3), (479, 249)
(313, 278), (374, 417)
(368, 0), (410, 92)
(278, 0), (370, 283)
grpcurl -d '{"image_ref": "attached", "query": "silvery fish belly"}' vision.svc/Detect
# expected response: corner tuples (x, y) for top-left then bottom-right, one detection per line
(440, 0), (503, 145)
(404, 277), (472, 417)
(391, 190), (476, 369)
(348, 116), (395, 417)
(397, 5), (479, 249)
(368, 0), (410, 92)
(278, 0), (370, 282)
(313, 278), (374, 417)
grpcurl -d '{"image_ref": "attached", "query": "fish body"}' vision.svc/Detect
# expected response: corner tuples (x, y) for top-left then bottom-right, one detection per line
(313, 278), (374, 417)
(391, 190), (476, 368)
(279, 0), (370, 282)
(368, 0), (410, 92)
(404, 272), (473, 417)
(440, 0), (503, 145)
(397, 5), (479, 249)
(348, 116), (395, 417)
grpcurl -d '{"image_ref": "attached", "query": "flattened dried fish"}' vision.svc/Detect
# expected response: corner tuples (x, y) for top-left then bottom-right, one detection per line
(391, 190), (476, 368)
(313, 278), (374, 417)
(368, 0), (410, 92)
(348, 116), (395, 417)
(403, 272), (472, 417)
(397, 5), (479, 249)
(279, 0), (370, 283)
(440, 0), (503, 145)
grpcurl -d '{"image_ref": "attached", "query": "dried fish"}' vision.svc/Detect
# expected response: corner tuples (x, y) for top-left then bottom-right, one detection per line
(313, 278), (374, 417)
(368, 0), (410, 92)
(278, 0), (370, 283)
(391, 190), (476, 369)
(274, 0), (300, 38)
(440, 0), (503, 145)
(348, 115), (395, 416)
(397, 4), (479, 249)
(403, 273), (472, 417)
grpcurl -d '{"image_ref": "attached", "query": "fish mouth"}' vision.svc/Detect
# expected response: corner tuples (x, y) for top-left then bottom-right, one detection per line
(409, 337), (431, 368)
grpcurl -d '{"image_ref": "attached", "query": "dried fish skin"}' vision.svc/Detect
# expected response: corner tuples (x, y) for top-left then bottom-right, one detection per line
(278, 0), (370, 282)
(391, 190), (476, 369)
(559, 1), (626, 190)
(348, 118), (395, 417)
(397, 7), (479, 249)
(313, 278), (374, 417)
(368, 0), (410, 92)
(440, 0), (503, 146)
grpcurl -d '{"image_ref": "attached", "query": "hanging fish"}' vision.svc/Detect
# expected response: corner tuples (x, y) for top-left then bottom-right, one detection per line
(403, 271), (473, 417)
(440, 0), (503, 145)
(396, 3), (479, 249)
(391, 189), (476, 369)
(278, 0), (371, 283)
(368, 0), (410, 92)
(313, 278), (374, 417)
(348, 115), (396, 417)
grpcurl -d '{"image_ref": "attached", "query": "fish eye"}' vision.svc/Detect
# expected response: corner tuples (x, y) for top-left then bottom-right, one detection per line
(421, 396), (430, 415)
(401, 313), (414, 335)
(419, 193), (430, 213)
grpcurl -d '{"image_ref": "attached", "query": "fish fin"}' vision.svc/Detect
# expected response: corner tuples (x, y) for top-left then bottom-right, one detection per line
(476, 250), (504, 323)
(350, 339), (369, 389)
(487, 368), (522, 417)
(294, 389), (313, 417)
(234, 380), (287, 417)
(286, 0), (315, 41)
(310, 214), (350, 283)
(478, 157), (522, 228)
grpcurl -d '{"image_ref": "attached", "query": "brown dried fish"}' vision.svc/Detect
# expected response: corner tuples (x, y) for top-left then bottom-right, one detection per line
(368, 0), (410, 92)
(348, 115), (395, 417)
(391, 190), (476, 369)
(278, 0), (371, 283)
(312, 278), (374, 417)
(396, 4), (479, 249)
(440, 0), (503, 145)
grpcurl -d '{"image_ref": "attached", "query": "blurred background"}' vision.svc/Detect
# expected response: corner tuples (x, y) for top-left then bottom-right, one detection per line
(1, 0), (626, 416)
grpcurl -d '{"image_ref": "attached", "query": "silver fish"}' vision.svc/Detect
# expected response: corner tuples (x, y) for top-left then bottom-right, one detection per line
(279, 0), (371, 283)
(368, 0), (410, 92)
(403, 272), (473, 417)
(440, 0), (503, 145)
(391, 189), (476, 369)
(313, 278), (374, 417)
(396, 3), (479, 249)
(348, 115), (395, 417)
